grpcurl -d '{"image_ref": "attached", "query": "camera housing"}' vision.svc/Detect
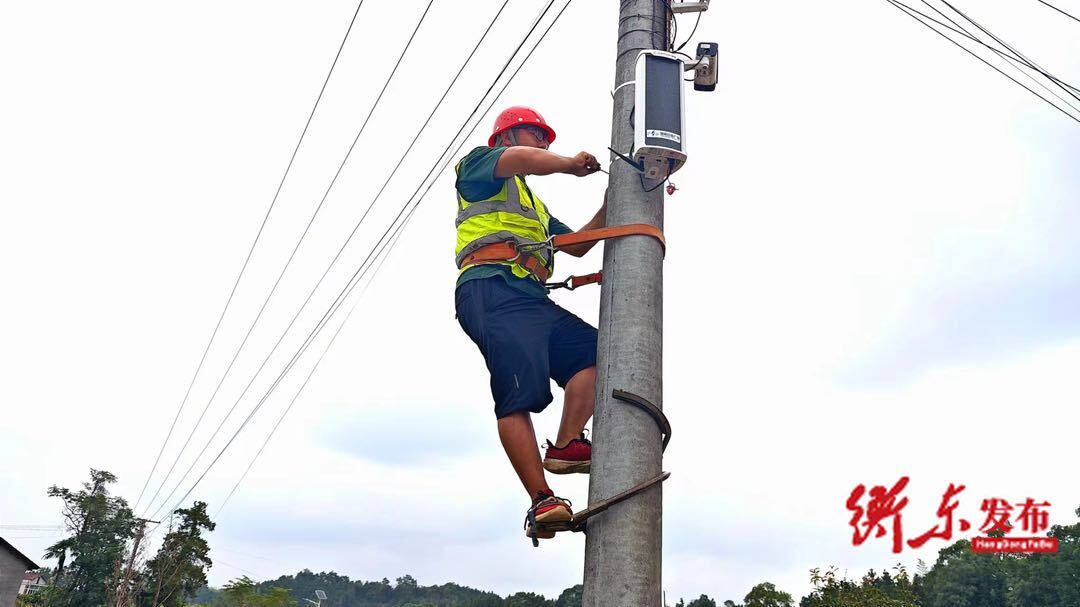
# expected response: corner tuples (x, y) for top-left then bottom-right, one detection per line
(693, 42), (718, 92)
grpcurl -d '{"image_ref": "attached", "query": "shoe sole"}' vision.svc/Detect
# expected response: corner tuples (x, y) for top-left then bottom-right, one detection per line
(543, 458), (591, 474)
(526, 505), (572, 540)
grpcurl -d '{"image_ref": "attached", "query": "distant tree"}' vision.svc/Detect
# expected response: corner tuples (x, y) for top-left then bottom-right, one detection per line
(723, 601), (739, 607)
(1002, 505), (1080, 607)
(918, 541), (1008, 607)
(686, 595), (717, 607)
(222, 577), (259, 607)
(800, 566), (919, 607)
(142, 501), (216, 607)
(234, 570), (504, 606)
(555, 584), (582, 607)
(743, 582), (793, 607)
(44, 469), (136, 607)
(506, 591), (554, 606)
(221, 577), (295, 607)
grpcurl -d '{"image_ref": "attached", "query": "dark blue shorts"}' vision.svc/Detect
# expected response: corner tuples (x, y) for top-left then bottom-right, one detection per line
(456, 276), (598, 419)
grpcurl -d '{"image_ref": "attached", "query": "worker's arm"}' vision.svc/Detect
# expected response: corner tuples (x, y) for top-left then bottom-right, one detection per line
(558, 190), (608, 258)
(494, 147), (600, 178)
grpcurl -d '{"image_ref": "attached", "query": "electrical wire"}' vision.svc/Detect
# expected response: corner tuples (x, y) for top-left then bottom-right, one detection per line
(901, 0), (1080, 97)
(156, 0), (577, 522)
(675, 11), (702, 52)
(918, 0), (1080, 103)
(619, 9), (672, 52)
(906, 0), (1080, 97)
(145, 0), (527, 522)
(215, 195), (408, 518)
(141, 0), (437, 519)
(666, 0), (677, 50)
(939, 0), (1080, 103)
(212, 0), (518, 517)
(132, 0), (367, 514)
(1035, 0), (1080, 24)
(885, 0), (1080, 123)
(150, 0), (574, 521)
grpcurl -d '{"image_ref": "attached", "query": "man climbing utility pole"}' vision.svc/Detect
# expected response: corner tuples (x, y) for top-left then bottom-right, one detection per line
(453, 106), (606, 539)
(583, 2), (668, 606)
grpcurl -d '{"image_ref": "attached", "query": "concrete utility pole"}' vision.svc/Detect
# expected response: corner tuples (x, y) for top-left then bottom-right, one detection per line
(116, 517), (157, 607)
(582, 2), (668, 606)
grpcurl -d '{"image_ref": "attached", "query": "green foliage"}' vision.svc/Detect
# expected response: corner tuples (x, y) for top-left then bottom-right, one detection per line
(800, 566), (919, 607)
(44, 468), (137, 607)
(218, 577), (295, 607)
(505, 591), (553, 607)
(743, 582), (793, 607)
(1001, 510), (1080, 607)
(185, 506), (1080, 607)
(554, 585), (582, 607)
(196, 570), (510, 607)
(142, 501), (217, 607)
(918, 541), (1008, 607)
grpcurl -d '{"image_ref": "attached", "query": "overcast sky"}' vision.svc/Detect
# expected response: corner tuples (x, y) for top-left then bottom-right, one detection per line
(2, 0), (1079, 603)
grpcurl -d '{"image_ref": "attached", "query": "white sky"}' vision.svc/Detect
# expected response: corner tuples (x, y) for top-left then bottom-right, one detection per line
(2, 0), (1079, 603)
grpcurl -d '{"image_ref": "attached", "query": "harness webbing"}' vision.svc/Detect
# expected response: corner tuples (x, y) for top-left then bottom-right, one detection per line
(460, 223), (666, 287)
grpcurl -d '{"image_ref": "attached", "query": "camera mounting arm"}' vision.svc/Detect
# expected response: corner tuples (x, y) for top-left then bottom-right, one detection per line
(670, 0), (710, 14)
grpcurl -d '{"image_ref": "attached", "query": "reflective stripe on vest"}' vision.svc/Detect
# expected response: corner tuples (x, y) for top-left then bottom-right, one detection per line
(454, 172), (553, 280)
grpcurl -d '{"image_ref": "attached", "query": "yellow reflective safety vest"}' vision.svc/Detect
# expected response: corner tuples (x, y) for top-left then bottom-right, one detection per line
(454, 167), (554, 281)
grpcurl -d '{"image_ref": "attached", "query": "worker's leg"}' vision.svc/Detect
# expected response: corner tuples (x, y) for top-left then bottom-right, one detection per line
(548, 301), (599, 448)
(556, 366), (595, 447)
(497, 411), (549, 498)
(456, 277), (558, 492)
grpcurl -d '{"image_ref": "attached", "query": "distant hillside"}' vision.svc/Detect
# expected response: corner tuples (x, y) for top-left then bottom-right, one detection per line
(193, 569), (583, 607)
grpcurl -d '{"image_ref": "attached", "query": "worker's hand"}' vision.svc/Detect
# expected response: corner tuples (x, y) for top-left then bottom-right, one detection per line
(565, 151), (601, 177)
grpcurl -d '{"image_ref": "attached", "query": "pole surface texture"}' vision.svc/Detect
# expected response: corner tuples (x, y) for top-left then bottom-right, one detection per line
(582, 2), (668, 606)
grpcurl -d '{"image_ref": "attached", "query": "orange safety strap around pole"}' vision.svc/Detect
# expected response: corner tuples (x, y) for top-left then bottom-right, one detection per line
(551, 223), (666, 255)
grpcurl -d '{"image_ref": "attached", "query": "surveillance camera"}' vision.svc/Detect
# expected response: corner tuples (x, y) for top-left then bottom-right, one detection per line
(693, 42), (718, 92)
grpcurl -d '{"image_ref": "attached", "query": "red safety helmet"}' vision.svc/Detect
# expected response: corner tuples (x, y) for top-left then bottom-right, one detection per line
(488, 106), (557, 147)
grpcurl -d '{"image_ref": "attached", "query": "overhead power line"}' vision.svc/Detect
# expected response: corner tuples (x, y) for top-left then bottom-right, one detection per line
(134, 0), (368, 514)
(215, 201), (408, 518)
(885, 0), (1080, 123)
(141, 0), (436, 519)
(1035, 0), (1080, 25)
(146, 0), (492, 521)
(211, 0), (514, 514)
(213, 0), (515, 517)
(938, 0), (1080, 102)
(906, 0), (1080, 98)
(155, 0), (577, 521)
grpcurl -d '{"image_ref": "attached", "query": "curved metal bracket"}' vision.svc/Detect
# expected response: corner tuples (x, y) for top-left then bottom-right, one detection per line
(612, 389), (671, 452)
(527, 390), (673, 545)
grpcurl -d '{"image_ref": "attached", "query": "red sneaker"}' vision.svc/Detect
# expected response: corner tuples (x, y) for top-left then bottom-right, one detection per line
(543, 434), (592, 474)
(525, 489), (573, 540)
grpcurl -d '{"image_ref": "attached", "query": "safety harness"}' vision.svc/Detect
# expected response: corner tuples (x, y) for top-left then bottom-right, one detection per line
(457, 223), (666, 291)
